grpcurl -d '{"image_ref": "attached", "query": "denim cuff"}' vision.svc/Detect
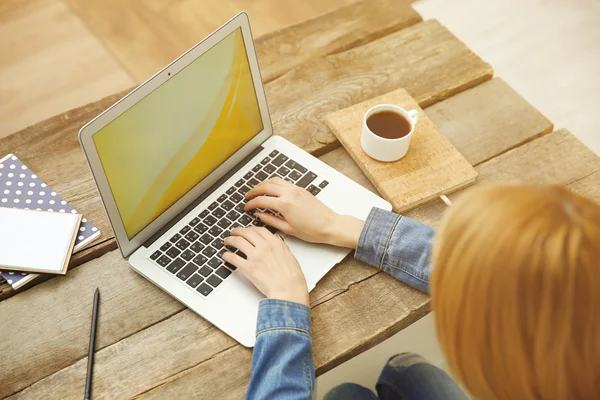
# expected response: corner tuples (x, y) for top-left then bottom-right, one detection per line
(256, 299), (311, 336)
(355, 207), (401, 268)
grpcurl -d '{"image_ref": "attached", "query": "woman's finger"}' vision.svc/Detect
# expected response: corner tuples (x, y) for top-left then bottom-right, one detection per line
(246, 182), (285, 200)
(230, 227), (266, 247)
(224, 235), (255, 255)
(244, 196), (282, 213)
(222, 251), (249, 272)
(255, 212), (292, 234)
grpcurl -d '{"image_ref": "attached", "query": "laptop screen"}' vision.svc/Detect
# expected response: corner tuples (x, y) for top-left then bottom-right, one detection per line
(92, 28), (264, 239)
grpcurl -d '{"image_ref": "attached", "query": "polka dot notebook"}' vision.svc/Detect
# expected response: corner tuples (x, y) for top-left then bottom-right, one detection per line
(0, 154), (101, 289)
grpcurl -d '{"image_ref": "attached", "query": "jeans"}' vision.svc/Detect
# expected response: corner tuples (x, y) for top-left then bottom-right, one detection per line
(323, 353), (468, 400)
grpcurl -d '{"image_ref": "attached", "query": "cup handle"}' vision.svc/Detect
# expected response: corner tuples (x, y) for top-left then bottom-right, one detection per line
(408, 109), (420, 124)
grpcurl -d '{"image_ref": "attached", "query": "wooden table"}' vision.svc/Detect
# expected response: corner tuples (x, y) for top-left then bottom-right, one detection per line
(1, 0), (598, 398)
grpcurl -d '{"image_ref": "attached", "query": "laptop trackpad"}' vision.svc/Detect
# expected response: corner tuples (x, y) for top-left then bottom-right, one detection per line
(282, 235), (350, 291)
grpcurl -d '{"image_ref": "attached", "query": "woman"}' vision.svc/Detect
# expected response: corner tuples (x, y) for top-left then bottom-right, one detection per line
(221, 178), (600, 399)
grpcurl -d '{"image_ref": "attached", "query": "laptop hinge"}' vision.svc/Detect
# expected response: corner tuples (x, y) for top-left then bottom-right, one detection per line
(142, 145), (265, 248)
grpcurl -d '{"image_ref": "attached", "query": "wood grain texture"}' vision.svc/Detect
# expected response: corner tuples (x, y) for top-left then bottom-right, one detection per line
(325, 88), (477, 213)
(267, 19), (493, 156)
(66, 0), (362, 83)
(7, 129), (599, 398)
(0, 0), (134, 138)
(425, 77), (554, 165)
(255, 0), (422, 82)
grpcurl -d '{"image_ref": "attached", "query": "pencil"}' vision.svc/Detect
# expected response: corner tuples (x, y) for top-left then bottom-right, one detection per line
(85, 288), (100, 400)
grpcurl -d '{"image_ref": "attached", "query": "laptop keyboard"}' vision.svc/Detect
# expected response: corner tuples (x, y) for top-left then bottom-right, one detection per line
(148, 149), (329, 297)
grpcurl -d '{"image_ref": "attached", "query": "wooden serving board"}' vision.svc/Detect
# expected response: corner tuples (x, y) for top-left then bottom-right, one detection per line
(325, 88), (477, 212)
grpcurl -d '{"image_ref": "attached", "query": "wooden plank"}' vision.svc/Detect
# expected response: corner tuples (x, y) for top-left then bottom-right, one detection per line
(255, 0), (422, 82)
(8, 129), (599, 398)
(0, 77), (551, 300)
(66, 0), (400, 83)
(0, 0), (134, 138)
(267, 19), (493, 156)
(425, 78), (554, 165)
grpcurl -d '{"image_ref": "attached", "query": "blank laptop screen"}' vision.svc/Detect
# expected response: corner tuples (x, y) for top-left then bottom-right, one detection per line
(93, 29), (263, 239)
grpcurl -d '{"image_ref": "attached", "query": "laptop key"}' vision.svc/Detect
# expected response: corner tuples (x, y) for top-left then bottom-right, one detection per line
(266, 225), (278, 234)
(277, 166), (290, 176)
(260, 157), (270, 165)
(296, 171), (317, 188)
(189, 217), (200, 226)
(226, 210), (240, 221)
(306, 184), (317, 194)
(197, 283), (213, 296)
(213, 207), (226, 218)
(160, 242), (171, 252)
(243, 171), (253, 180)
(180, 225), (191, 235)
(289, 170), (302, 181)
(199, 234), (213, 245)
(199, 209), (210, 218)
(217, 194), (227, 203)
(271, 154), (288, 166)
(194, 222), (208, 234)
(248, 178), (260, 187)
(166, 258), (186, 274)
(150, 250), (161, 260)
(176, 264), (198, 281)
(234, 203), (245, 213)
(231, 192), (243, 203)
(208, 226), (223, 237)
(175, 238), (190, 250)
(264, 164), (276, 174)
(217, 218), (232, 229)
(225, 261), (237, 271)
(311, 187), (321, 196)
(226, 186), (236, 195)
(269, 150), (279, 157)
(212, 237), (224, 249)
(239, 214), (253, 226)
(185, 231), (200, 242)
(208, 202), (218, 211)
(216, 266), (232, 279)
(207, 274), (223, 288)
(204, 215), (218, 226)
(190, 241), (204, 253)
(221, 200), (234, 211)
(252, 164), (262, 172)
(235, 179), (244, 187)
(181, 249), (195, 261)
(238, 185), (252, 195)
(208, 257), (222, 269)
(166, 247), (181, 258)
(202, 246), (217, 258)
(220, 230), (230, 239)
(157, 255), (171, 267)
(169, 233), (181, 243)
(186, 273), (203, 288)
(193, 254), (208, 267)
(255, 171), (268, 181)
(199, 265), (212, 277)
(286, 159), (307, 174)
(319, 180), (329, 189)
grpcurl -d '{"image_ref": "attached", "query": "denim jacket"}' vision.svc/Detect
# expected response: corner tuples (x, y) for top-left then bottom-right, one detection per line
(246, 207), (434, 399)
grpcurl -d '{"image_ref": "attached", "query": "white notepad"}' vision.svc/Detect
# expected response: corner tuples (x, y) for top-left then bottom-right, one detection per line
(0, 208), (82, 275)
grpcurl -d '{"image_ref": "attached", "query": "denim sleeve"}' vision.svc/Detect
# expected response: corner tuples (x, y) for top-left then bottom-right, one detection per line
(247, 299), (314, 400)
(354, 207), (434, 293)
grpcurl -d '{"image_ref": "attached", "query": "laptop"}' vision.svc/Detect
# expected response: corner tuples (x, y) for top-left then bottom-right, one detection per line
(79, 13), (392, 347)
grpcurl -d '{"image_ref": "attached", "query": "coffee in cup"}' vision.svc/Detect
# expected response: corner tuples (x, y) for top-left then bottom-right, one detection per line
(360, 104), (420, 162)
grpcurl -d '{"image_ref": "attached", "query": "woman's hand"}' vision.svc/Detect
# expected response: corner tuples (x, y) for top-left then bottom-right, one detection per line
(223, 226), (309, 306)
(244, 178), (364, 249)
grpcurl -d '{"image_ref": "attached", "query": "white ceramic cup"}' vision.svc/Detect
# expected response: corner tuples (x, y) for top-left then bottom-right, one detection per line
(360, 104), (420, 162)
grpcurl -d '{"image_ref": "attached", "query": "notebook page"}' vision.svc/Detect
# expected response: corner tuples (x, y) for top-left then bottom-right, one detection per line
(0, 208), (80, 274)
